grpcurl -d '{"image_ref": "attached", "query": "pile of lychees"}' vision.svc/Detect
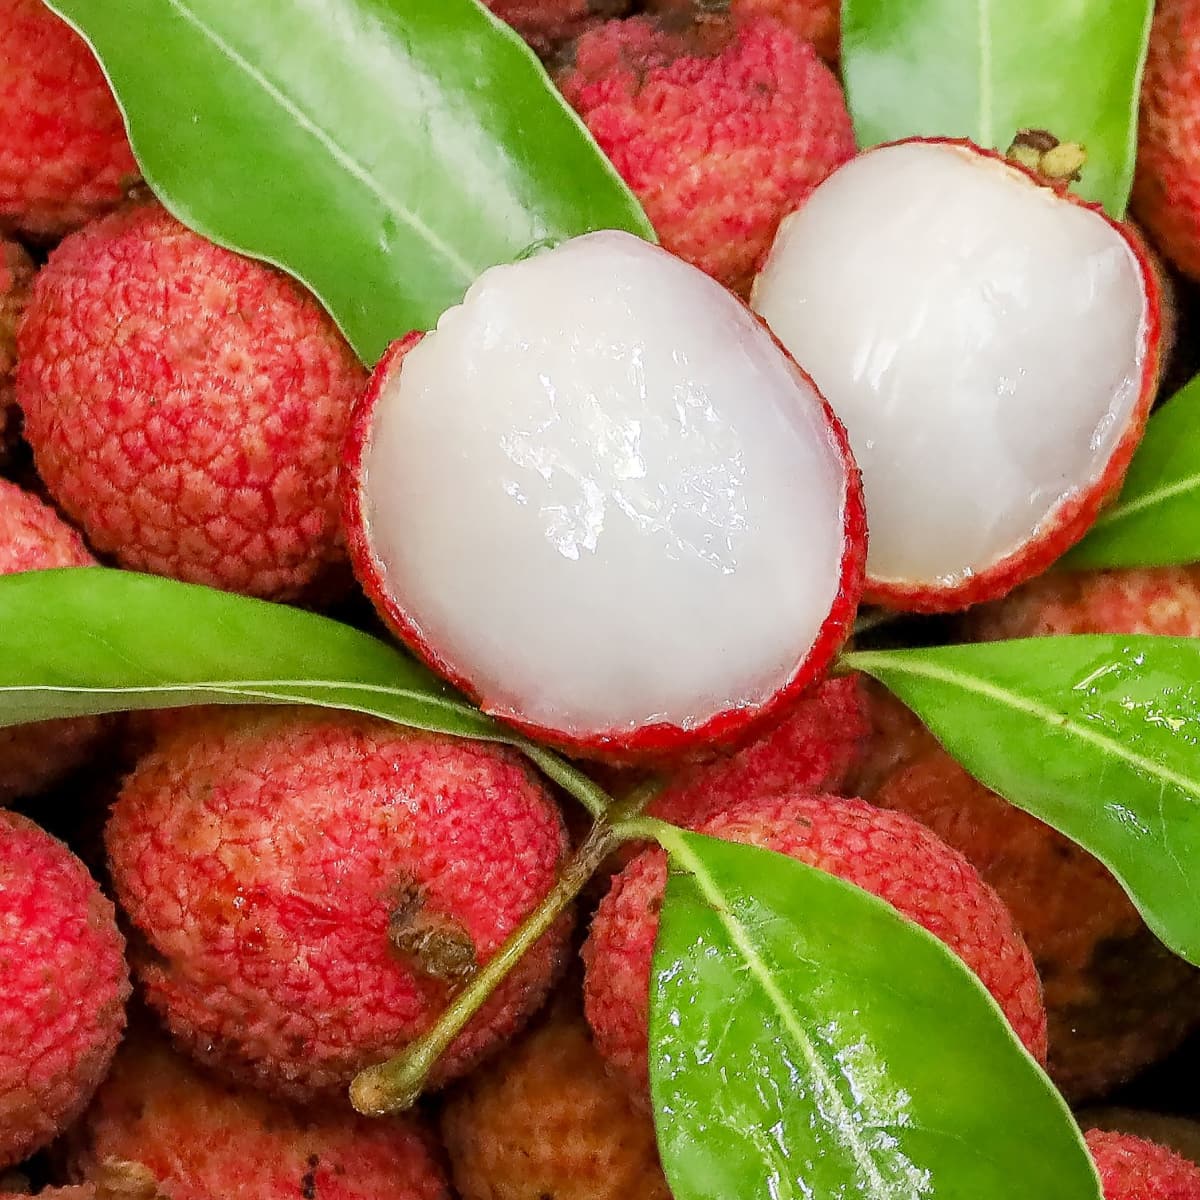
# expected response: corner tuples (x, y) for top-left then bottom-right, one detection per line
(3, 0), (1200, 1196)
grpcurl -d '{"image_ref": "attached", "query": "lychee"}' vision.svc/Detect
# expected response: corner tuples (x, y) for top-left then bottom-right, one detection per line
(554, 16), (854, 294)
(0, 0), (139, 240)
(871, 743), (1200, 1101)
(66, 1031), (450, 1200)
(17, 202), (366, 602)
(0, 810), (129, 1170)
(105, 707), (571, 1100)
(752, 138), (1162, 611)
(0, 240), (34, 478)
(1134, 0), (1200, 280)
(0, 478), (108, 804)
(1084, 1111), (1200, 1169)
(343, 231), (864, 761)
(1086, 1130), (1200, 1199)
(486, 0), (630, 55)
(646, 0), (839, 61)
(583, 792), (1046, 1100)
(441, 992), (670, 1200)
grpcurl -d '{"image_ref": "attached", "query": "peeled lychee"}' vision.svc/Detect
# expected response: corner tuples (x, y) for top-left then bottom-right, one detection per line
(343, 231), (864, 761)
(583, 792), (1046, 1100)
(0, 810), (129, 1169)
(0, 478), (108, 804)
(67, 1032), (450, 1200)
(753, 139), (1161, 611)
(0, 0), (139, 240)
(441, 992), (670, 1200)
(105, 707), (571, 1100)
(646, 0), (839, 61)
(555, 16), (854, 294)
(1086, 1130), (1200, 1200)
(17, 202), (365, 602)
(1134, 0), (1200, 280)
(0, 240), (33, 477)
(487, 0), (630, 54)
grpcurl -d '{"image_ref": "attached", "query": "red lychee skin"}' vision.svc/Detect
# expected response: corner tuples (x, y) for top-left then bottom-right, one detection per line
(554, 15), (855, 296)
(441, 992), (670, 1200)
(486, 0), (631, 54)
(342, 322), (866, 764)
(1086, 1131), (1200, 1200)
(17, 202), (365, 602)
(840, 139), (1163, 613)
(67, 1033), (450, 1200)
(871, 744), (1200, 1101)
(0, 239), (34, 476)
(105, 707), (571, 1100)
(0, 0), (139, 241)
(0, 478), (108, 803)
(646, 0), (839, 61)
(964, 566), (1200, 641)
(1134, 0), (1200, 280)
(583, 793), (1047, 1100)
(0, 810), (130, 1170)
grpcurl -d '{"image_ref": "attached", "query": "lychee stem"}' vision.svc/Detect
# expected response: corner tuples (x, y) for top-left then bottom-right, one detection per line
(1007, 129), (1087, 184)
(519, 743), (613, 819)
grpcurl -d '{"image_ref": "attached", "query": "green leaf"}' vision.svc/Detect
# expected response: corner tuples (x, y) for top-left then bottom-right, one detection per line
(0, 568), (611, 816)
(1066, 374), (1200, 568)
(47, 0), (655, 365)
(841, 0), (1155, 215)
(649, 828), (1101, 1200)
(844, 637), (1200, 966)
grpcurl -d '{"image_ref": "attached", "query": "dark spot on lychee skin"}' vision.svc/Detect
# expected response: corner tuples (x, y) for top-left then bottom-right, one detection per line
(388, 879), (478, 984)
(300, 1172), (317, 1199)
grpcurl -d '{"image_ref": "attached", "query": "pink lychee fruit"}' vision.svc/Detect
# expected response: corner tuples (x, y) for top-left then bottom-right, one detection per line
(0, 477), (108, 803)
(1133, 0), (1200, 280)
(486, 0), (630, 54)
(1086, 1130), (1200, 1200)
(105, 707), (571, 1100)
(66, 1031), (450, 1200)
(554, 16), (854, 295)
(583, 792), (1047, 1101)
(752, 138), (1162, 612)
(0, 810), (129, 1170)
(342, 231), (865, 762)
(17, 202), (365, 602)
(0, 0), (139, 240)
(645, 0), (839, 61)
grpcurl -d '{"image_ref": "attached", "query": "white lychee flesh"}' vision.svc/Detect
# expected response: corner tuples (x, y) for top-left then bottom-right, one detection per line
(350, 231), (861, 751)
(752, 140), (1155, 604)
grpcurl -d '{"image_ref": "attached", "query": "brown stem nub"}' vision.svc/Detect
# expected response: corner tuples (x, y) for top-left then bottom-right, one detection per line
(1007, 129), (1087, 184)
(388, 883), (478, 984)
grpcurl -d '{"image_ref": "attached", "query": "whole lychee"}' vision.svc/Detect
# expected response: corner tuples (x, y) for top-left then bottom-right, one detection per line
(486, 0), (630, 54)
(1134, 0), (1200, 280)
(441, 992), (670, 1200)
(17, 202), (366, 602)
(871, 743), (1200, 1101)
(0, 240), (34, 478)
(753, 138), (1161, 611)
(105, 707), (571, 1100)
(554, 16), (854, 295)
(646, 0), (839, 61)
(0, 0), (139, 240)
(0, 810), (129, 1170)
(67, 1031), (450, 1200)
(343, 232), (864, 762)
(0, 478), (108, 803)
(1086, 1130), (1200, 1199)
(583, 792), (1046, 1100)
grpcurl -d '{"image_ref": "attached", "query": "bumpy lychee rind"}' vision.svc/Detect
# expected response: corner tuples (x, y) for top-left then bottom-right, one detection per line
(0, 478), (108, 803)
(17, 203), (365, 602)
(583, 793), (1046, 1099)
(0, 810), (129, 1169)
(67, 1032), (450, 1200)
(441, 993), (670, 1200)
(343, 314), (866, 764)
(0, 239), (33, 476)
(0, 0), (139, 240)
(555, 15), (854, 295)
(1086, 1130), (1200, 1200)
(106, 707), (571, 1100)
(647, 0), (839, 60)
(487, 0), (630, 54)
(1134, 0), (1200, 280)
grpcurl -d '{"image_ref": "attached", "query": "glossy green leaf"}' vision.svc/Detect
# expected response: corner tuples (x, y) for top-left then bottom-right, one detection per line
(47, 0), (655, 364)
(0, 568), (611, 815)
(649, 827), (1101, 1200)
(841, 0), (1154, 215)
(1067, 374), (1200, 568)
(845, 637), (1200, 966)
